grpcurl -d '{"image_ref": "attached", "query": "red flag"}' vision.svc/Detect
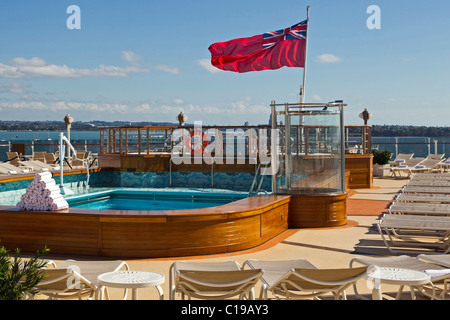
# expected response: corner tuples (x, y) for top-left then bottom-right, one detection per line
(209, 20), (307, 73)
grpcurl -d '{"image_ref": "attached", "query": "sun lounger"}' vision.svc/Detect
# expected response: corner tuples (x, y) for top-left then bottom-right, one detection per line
(407, 180), (450, 187)
(32, 151), (47, 163)
(0, 162), (33, 174)
(6, 151), (24, 166)
(32, 268), (97, 300)
(19, 160), (60, 172)
(169, 260), (263, 300)
(243, 259), (371, 300)
(418, 254), (450, 268)
(390, 157), (426, 178)
(389, 202), (450, 216)
(377, 214), (450, 254)
(242, 259), (318, 299)
(391, 155), (446, 178)
(31, 259), (129, 300)
(402, 185), (450, 195)
(389, 153), (414, 166)
(350, 255), (450, 300)
(395, 193), (450, 204)
(411, 173), (450, 181)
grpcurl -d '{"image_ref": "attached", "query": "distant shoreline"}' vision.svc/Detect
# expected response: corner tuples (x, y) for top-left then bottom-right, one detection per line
(0, 122), (449, 137)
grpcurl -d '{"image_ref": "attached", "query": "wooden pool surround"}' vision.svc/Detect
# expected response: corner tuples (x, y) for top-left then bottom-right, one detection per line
(0, 194), (290, 258)
(0, 168), (350, 258)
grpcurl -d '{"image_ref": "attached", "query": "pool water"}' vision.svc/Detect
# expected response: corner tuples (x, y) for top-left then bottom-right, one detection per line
(65, 189), (247, 211)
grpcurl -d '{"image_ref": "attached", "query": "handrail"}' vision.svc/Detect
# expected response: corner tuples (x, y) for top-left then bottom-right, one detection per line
(59, 132), (90, 193)
(248, 161), (270, 196)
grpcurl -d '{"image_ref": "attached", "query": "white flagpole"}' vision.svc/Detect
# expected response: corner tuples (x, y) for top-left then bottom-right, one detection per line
(300, 5), (310, 104)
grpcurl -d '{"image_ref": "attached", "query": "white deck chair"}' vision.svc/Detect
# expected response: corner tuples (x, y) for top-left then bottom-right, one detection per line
(391, 157), (426, 178)
(409, 157), (446, 174)
(389, 202), (450, 216)
(377, 214), (450, 254)
(31, 259), (129, 300)
(0, 162), (33, 174)
(19, 160), (60, 172)
(256, 266), (371, 300)
(242, 259), (318, 300)
(407, 180), (450, 187)
(402, 185), (450, 195)
(410, 173), (450, 181)
(350, 255), (450, 300)
(32, 268), (97, 300)
(169, 260), (263, 300)
(389, 153), (414, 166)
(418, 254), (450, 268)
(395, 193), (450, 204)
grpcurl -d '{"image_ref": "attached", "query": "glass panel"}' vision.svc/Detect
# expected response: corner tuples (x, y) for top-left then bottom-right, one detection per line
(274, 103), (344, 195)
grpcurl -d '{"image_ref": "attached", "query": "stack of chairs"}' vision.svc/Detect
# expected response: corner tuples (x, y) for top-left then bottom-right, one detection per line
(377, 172), (450, 254)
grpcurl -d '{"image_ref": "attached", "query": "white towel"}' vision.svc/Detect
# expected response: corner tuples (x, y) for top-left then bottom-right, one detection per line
(16, 172), (68, 211)
(34, 171), (52, 181)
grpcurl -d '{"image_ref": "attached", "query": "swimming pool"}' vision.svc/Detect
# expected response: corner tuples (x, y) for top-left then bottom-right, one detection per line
(65, 189), (248, 211)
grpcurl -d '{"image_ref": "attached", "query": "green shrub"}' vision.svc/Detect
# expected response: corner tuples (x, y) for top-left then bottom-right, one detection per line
(372, 149), (392, 165)
(0, 246), (50, 300)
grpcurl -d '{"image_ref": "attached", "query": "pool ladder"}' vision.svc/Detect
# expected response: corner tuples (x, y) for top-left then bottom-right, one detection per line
(248, 161), (271, 196)
(59, 132), (90, 194)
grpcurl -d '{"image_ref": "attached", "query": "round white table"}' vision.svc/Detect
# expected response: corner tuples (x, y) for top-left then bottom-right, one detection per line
(367, 267), (433, 300)
(97, 270), (165, 300)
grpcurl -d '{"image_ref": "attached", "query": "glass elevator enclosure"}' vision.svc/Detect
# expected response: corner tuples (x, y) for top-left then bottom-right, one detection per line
(271, 101), (346, 195)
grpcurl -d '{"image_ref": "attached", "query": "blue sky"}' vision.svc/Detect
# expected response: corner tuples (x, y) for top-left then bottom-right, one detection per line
(0, 0), (449, 126)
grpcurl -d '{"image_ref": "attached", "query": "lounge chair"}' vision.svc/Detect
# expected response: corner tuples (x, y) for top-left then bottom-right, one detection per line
(19, 160), (60, 172)
(389, 202), (450, 216)
(377, 214), (450, 254)
(402, 185), (450, 195)
(350, 255), (450, 300)
(32, 259), (129, 300)
(72, 150), (91, 167)
(0, 162), (33, 174)
(252, 265), (370, 300)
(395, 193), (450, 204)
(409, 156), (446, 174)
(169, 260), (263, 300)
(243, 258), (318, 299)
(418, 254), (450, 268)
(389, 153), (414, 166)
(33, 152), (47, 163)
(6, 151), (24, 166)
(45, 152), (58, 164)
(407, 180), (450, 187)
(391, 157), (426, 178)
(410, 173), (450, 181)
(32, 268), (97, 300)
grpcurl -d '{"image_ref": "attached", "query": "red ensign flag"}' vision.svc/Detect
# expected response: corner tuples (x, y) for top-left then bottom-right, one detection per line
(209, 20), (307, 73)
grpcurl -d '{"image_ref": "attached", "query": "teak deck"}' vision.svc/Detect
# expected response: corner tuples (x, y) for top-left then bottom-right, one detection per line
(0, 195), (290, 258)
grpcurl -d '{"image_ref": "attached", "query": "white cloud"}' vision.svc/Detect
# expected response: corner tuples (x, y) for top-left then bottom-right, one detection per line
(196, 59), (221, 74)
(0, 51), (150, 79)
(0, 82), (31, 94)
(312, 94), (322, 101)
(172, 98), (184, 104)
(121, 51), (141, 65)
(315, 54), (342, 64)
(155, 64), (180, 74)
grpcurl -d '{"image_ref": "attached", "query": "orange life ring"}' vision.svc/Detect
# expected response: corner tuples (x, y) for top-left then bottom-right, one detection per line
(189, 130), (208, 152)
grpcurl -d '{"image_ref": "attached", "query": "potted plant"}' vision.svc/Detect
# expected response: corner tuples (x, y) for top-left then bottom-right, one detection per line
(372, 149), (392, 178)
(0, 246), (50, 300)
